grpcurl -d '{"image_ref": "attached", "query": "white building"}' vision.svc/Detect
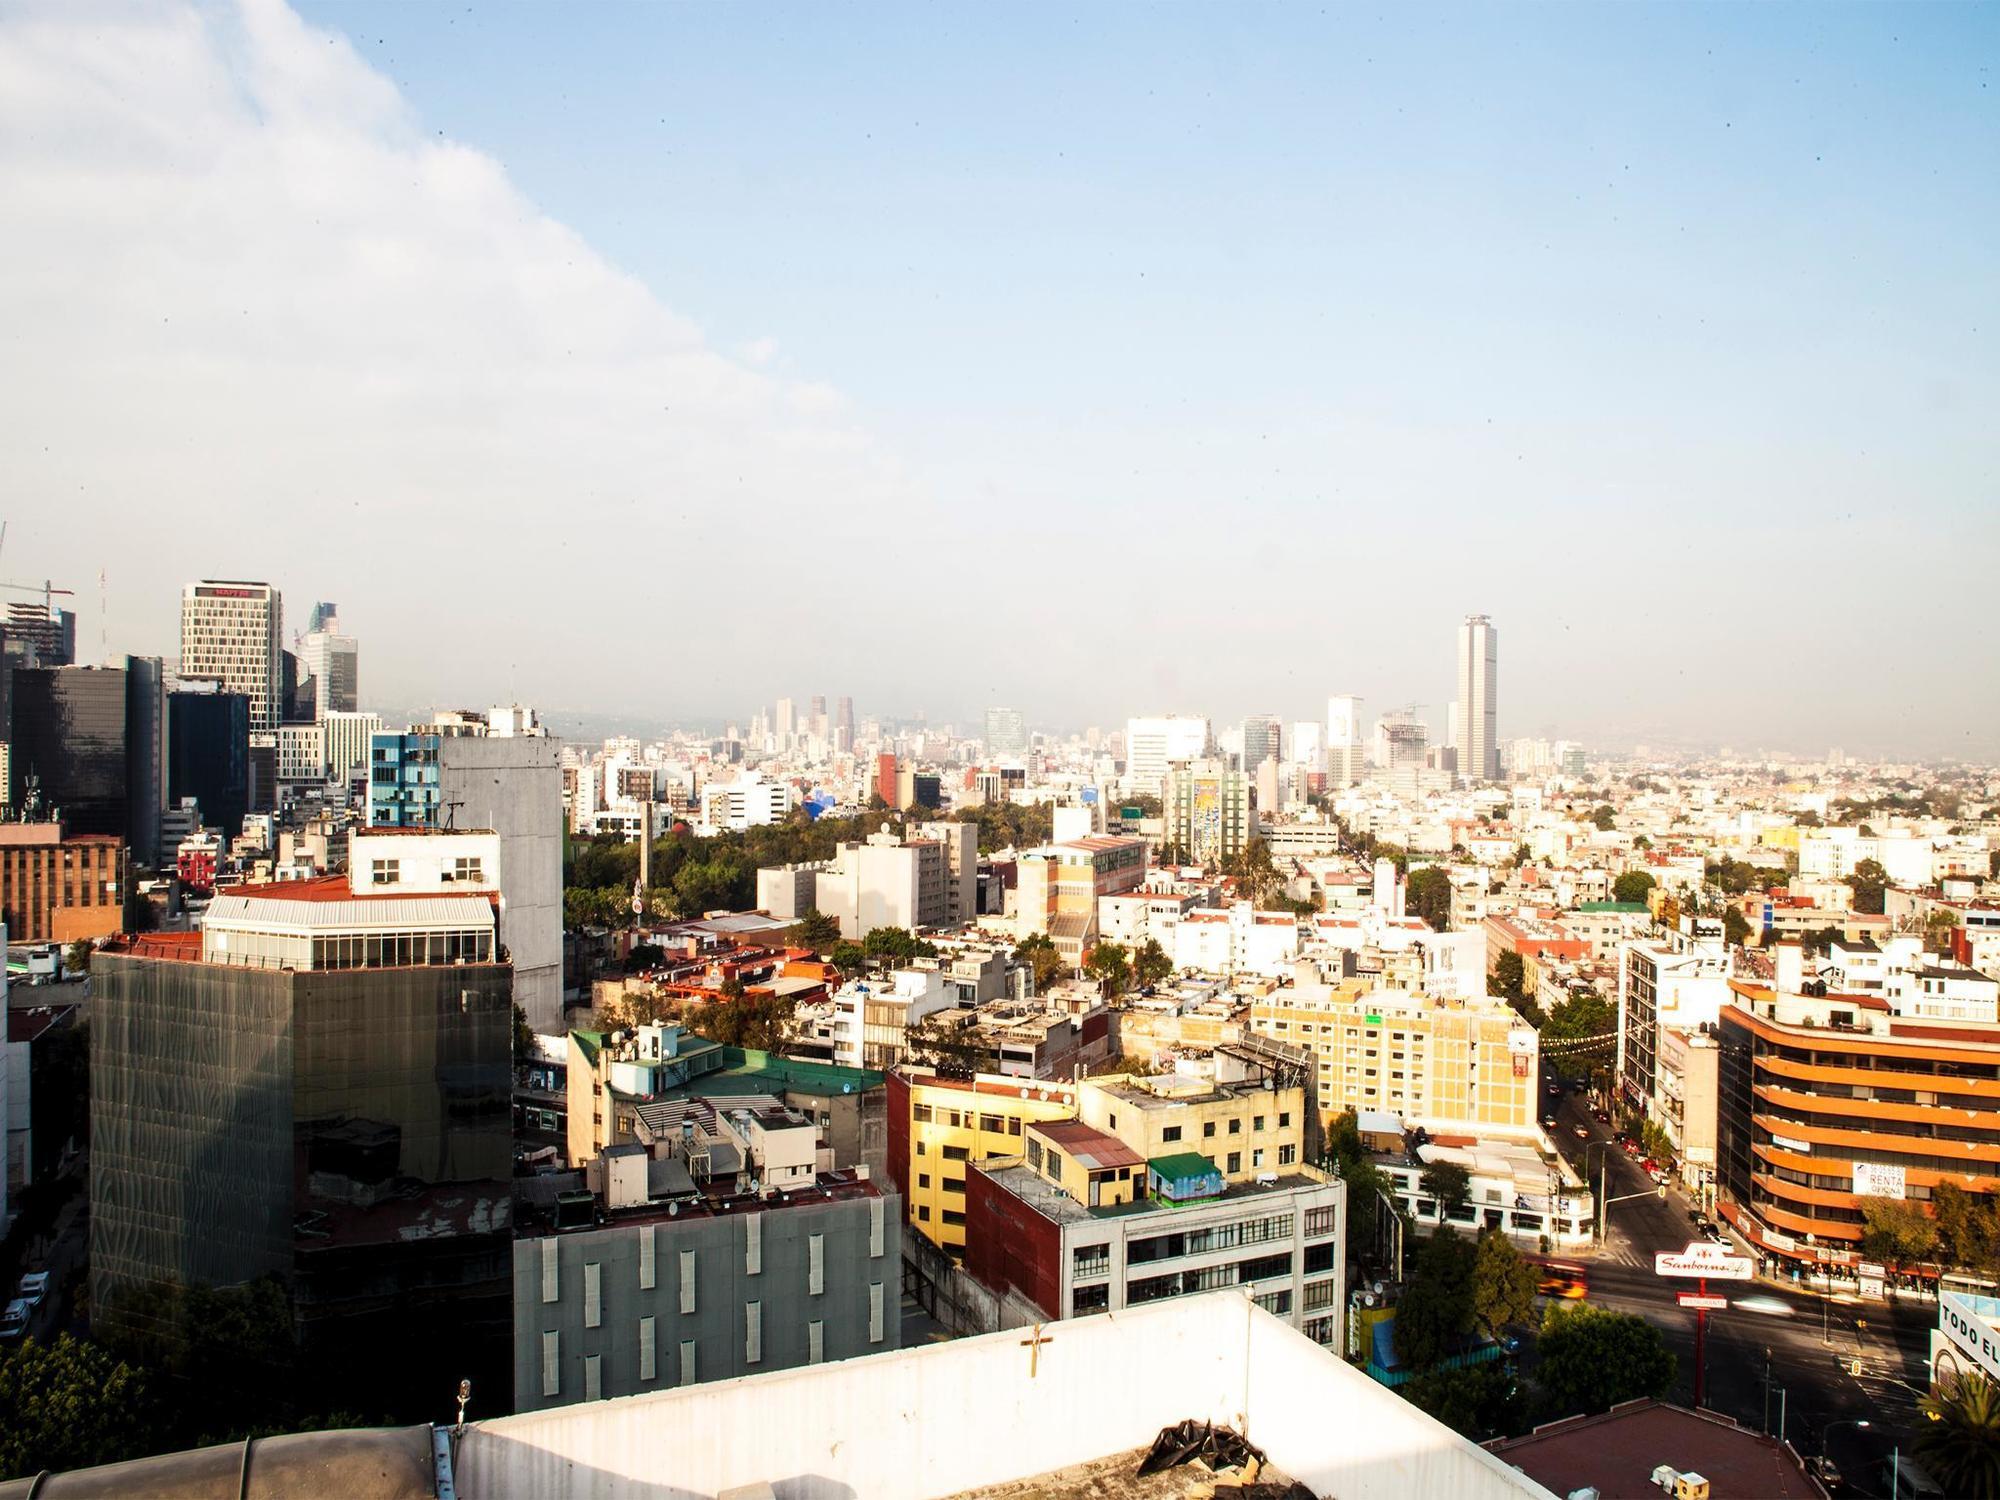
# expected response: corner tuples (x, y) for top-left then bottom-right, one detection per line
(179, 580), (282, 733)
(825, 967), (951, 1070)
(1327, 694), (1364, 788)
(1290, 719), (1324, 771)
(1123, 715), (1210, 795)
(275, 722), (325, 790)
(700, 772), (795, 832)
(322, 710), (382, 787)
(298, 615), (358, 717)
(453, 1293), (1557, 1500)
(759, 822), (974, 939)
(1171, 902), (1302, 978)
(1454, 613), (1499, 784)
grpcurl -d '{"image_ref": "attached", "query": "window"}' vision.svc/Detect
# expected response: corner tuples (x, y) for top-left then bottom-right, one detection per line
(1203, 1121), (1216, 1138)
(540, 1238), (559, 1303)
(639, 1316), (657, 1382)
(942, 1209), (965, 1226)
(745, 1301), (762, 1364)
(541, 1331), (560, 1397)
(583, 1262), (602, 1329)
(584, 1353), (602, 1402)
(679, 1340), (697, 1386)
(745, 1215), (762, 1275)
(1073, 1246), (1111, 1279)
(1228, 1118), (1242, 1135)
(1252, 1149), (1265, 1169)
(918, 1172), (931, 1188)
(912, 1103), (933, 1123)
(809, 1233), (825, 1296)
(870, 1197), (886, 1257)
(1279, 1143), (1297, 1166)
(679, 1250), (697, 1314)
(917, 1206), (930, 1221)
(448, 856), (483, 884)
(370, 858), (399, 886)
(869, 1281), (885, 1343)
(1073, 1283), (1110, 1314)
(1227, 1152), (1242, 1173)
(809, 1320), (825, 1364)
(1253, 1115), (1265, 1132)
(1162, 1126), (1183, 1143)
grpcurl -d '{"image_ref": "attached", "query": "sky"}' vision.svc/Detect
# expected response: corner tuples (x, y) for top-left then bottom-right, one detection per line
(1, 1), (1995, 755)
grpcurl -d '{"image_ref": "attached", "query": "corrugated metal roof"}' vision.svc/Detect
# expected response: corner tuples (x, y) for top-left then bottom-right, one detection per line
(204, 892), (495, 930)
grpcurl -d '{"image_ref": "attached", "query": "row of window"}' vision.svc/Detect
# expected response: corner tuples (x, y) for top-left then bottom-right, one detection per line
(1158, 1111), (1290, 1144)
(1128, 1251), (1293, 1306)
(1127, 1213), (1295, 1267)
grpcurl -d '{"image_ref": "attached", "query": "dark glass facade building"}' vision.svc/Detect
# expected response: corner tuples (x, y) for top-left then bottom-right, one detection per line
(167, 689), (250, 838)
(8, 663), (129, 835)
(92, 948), (515, 1420)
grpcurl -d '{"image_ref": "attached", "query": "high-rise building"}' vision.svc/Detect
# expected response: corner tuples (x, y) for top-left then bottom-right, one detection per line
(1123, 716), (1210, 796)
(125, 657), (165, 867)
(166, 688), (250, 839)
(91, 829), (514, 1422)
(180, 580), (282, 733)
(8, 663), (132, 837)
(1239, 715), (1281, 775)
(322, 710), (383, 789)
(1289, 720), (1323, 771)
(299, 603), (358, 718)
(983, 706), (1028, 759)
(1162, 758), (1253, 866)
(4, 601), (75, 667)
(1325, 696), (1363, 789)
(1455, 614), (1498, 784)
(835, 696), (855, 741)
(774, 698), (796, 749)
(0, 822), (128, 942)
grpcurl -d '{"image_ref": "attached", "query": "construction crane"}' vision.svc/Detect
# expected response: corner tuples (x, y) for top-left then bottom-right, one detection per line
(0, 523), (77, 614)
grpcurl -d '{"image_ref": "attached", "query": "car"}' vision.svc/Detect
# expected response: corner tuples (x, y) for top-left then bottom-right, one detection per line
(1620, 1139), (1641, 1156)
(1572, 1125), (1590, 1140)
(0, 1299), (27, 1341)
(14, 1272), (48, 1308)
(1807, 1455), (1844, 1492)
(1541, 1115), (1557, 1128)
(1687, 1207), (1704, 1225)
(1592, 1109), (1611, 1124)
(1546, 1083), (1561, 1097)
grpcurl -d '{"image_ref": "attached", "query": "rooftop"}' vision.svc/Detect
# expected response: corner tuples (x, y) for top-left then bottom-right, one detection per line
(982, 1161), (1331, 1227)
(1486, 1399), (1821, 1500)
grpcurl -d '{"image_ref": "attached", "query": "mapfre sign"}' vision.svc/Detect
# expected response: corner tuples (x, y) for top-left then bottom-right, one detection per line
(1655, 1241), (1754, 1281)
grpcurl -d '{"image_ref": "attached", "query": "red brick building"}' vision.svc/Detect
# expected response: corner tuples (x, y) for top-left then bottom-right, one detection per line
(0, 822), (128, 943)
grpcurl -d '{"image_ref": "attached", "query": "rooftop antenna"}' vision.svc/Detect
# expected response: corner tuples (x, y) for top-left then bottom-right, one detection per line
(442, 797), (464, 831)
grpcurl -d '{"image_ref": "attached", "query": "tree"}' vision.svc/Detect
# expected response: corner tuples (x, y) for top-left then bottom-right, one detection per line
(1393, 1228), (1477, 1370)
(1934, 1184), (2000, 1277)
(863, 926), (936, 963)
(792, 908), (841, 953)
(1917, 1368), (2000, 1500)
(1324, 1110), (1401, 1264)
(1224, 838), (1281, 904)
(1084, 942), (1133, 996)
(1927, 908), (1963, 954)
(1405, 867), (1452, 932)
(1612, 871), (1656, 906)
(1014, 933), (1068, 994)
(62, 939), (91, 974)
(828, 941), (869, 978)
(1591, 805), (1617, 832)
(1420, 1161), (1473, 1218)
(1860, 1196), (1940, 1267)
(1722, 908), (1753, 947)
(1847, 858), (1890, 916)
(1133, 938), (1174, 990)
(1488, 951), (1526, 1006)
(511, 1003), (536, 1071)
(0, 1334), (158, 1480)
(1402, 1361), (1527, 1442)
(1535, 1304), (1675, 1419)
(1472, 1229), (1540, 1339)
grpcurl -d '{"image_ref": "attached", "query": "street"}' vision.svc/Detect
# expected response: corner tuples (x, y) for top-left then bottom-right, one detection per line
(1544, 1073), (1936, 1498)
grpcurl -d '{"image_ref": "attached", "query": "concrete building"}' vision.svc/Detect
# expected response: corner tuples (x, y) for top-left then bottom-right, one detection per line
(0, 823), (127, 943)
(1239, 714), (1282, 774)
(700, 772), (794, 832)
(90, 833), (514, 1421)
(1123, 715), (1210, 796)
(1162, 757), (1252, 866)
(1371, 1128), (1593, 1250)
(1326, 694), (1364, 788)
(322, 709), (382, 786)
(1455, 613), (1499, 784)
(1249, 966), (1541, 1134)
(1013, 835), (1150, 964)
(1655, 1024), (1721, 1210)
(826, 967), (951, 1070)
(984, 706), (1028, 759)
(179, 580), (282, 733)
(968, 1130), (1345, 1345)
(512, 1127), (896, 1411)
(449, 1292), (1559, 1500)
(1617, 916), (1732, 1118)
(760, 822), (972, 940)
(1171, 902), (1301, 978)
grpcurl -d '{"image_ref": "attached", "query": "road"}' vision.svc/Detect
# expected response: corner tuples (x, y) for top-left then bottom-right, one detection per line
(1542, 1071), (1936, 1498)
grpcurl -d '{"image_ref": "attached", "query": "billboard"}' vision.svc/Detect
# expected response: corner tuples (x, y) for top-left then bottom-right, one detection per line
(1851, 1162), (1907, 1199)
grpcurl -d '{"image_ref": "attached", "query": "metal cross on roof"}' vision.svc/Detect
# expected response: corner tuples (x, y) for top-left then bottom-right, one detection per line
(1020, 1323), (1054, 1378)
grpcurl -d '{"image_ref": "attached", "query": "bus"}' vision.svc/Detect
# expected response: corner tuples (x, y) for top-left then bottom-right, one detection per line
(1528, 1258), (1589, 1301)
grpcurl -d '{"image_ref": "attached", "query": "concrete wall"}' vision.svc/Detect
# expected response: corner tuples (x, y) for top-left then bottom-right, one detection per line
(512, 1190), (899, 1413)
(442, 736), (564, 1031)
(459, 1292), (1557, 1500)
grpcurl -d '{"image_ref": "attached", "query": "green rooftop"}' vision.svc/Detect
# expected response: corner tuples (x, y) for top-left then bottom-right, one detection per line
(1148, 1151), (1220, 1181)
(1578, 901), (1650, 914)
(699, 1047), (885, 1097)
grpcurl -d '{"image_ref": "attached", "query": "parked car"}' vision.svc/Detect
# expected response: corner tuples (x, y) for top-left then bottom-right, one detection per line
(1546, 1083), (1561, 1097)
(1572, 1125), (1590, 1140)
(1592, 1109), (1611, 1124)
(14, 1272), (49, 1308)
(0, 1300), (27, 1341)
(1541, 1115), (1558, 1129)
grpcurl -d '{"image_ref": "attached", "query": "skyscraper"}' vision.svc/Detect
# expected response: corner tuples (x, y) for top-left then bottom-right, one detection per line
(1124, 716), (1210, 796)
(180, 580), (282, 733)
(1239, 715), (1281, 774)
(984, 706), (1028, 759)
(1455, 614), (1499, 783)
(299, 603), (358, 718)
(1325, 696), (1363, 788)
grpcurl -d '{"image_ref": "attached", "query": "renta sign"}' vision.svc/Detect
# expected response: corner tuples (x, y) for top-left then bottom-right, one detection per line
(1655, 1241), (1754, 1280)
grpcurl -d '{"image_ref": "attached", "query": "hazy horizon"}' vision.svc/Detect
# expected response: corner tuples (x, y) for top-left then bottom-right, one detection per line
(3, 1), (1994, 757)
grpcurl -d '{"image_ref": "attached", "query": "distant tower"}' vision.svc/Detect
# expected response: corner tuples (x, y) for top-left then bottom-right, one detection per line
(1455, 614), (1498, 784)
(180, 580), (282, 733)
(1325, 696), (1363, 788)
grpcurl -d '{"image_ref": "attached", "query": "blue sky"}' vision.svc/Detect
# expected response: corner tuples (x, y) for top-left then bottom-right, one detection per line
(4, 1), (1995, 751)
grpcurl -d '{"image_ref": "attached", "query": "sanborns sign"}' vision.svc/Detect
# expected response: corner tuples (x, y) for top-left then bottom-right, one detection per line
(1655, 1241), (1754, 1280)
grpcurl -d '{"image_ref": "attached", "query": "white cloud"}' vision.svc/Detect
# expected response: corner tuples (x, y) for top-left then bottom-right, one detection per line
(0, 0), (933, 714)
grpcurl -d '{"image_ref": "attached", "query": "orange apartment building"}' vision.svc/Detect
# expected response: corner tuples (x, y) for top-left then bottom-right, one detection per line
(0, 822), (128, 944)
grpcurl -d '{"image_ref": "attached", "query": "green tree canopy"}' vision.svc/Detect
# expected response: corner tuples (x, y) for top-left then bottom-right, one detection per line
(1472, 1229), (1540, 1338)
(1488, 951), (1527, 1005)
(1860, 1196), (1941, 1266)
(1611, 870), (1657, 906)
(828, 940), (869, 977)
(1847, 858), (1890, 916)
(1917, 1368), (2000, 1500)
(862, 926), (938, 963)
(1133, 938), (1174, 990)
(0, 1334), (158, 1481)
(1405, 867), (1452, 931)
(1420, 1161), (1473, 1216)
(1591, 805), (1617, 831)
(1393, 1228), (1477, 1371)
(1401, 1361), (1527, 1443)
(1324, 1110), (1400, 1264)
(791, 908), (842, 952)
(1084, 942), (1133, 996)
(1535, 1303), (1675, 1419)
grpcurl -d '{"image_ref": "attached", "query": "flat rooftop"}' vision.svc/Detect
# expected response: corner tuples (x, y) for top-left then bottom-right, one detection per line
(1486, 1400), (1820, 1500)
(982, 1161), (1330, 1227)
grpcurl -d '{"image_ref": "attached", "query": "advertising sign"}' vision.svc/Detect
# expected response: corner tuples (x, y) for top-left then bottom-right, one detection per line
(1655, 1241), (1755, 1281)
(1770, 1133), (1812, 1154)
(1678, 1293), (1729, 1310)
(1851, 1162), (1907, 1199)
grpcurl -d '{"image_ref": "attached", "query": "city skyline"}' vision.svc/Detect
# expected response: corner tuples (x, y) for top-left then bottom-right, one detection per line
(2, 1), (1996, 757)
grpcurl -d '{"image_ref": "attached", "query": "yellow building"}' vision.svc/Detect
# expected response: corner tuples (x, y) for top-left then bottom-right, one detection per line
(1249, 978), (1538, 1134)
(891, 1048), (1311, 1255)
(891, 1068), (1079, 1255)
(1013, 836), (1150, 963)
